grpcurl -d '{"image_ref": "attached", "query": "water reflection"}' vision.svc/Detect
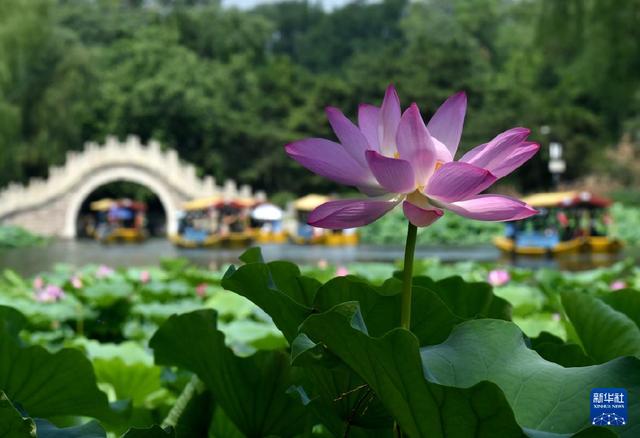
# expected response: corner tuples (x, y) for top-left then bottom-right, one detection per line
(0, 238), (632, 277)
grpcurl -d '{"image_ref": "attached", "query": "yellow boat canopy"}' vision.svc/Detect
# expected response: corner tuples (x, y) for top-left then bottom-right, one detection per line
(294, 194), (332, 211)
(522, 191), (611, 208)
(90, 198), (115, 211)
(182, 196), (222, 211)
(182, 195), (259, 211)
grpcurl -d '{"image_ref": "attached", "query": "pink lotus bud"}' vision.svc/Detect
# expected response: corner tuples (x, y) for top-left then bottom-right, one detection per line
(140, 270), (151, 284)
(317, 259), (329, 269)
(96, 265), (114, 278)
(336, 266), (349, 277)
(35, 284), (65, 302)
(610, 280), (626, 291)
(487, 269), (510, 287)
(33, 276), (44, 290)
(70, 275), (83, 289)
(196, 283), (207, 297)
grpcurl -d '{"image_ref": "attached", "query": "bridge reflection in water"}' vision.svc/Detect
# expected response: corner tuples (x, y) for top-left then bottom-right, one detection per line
(0, 239), (629, 277)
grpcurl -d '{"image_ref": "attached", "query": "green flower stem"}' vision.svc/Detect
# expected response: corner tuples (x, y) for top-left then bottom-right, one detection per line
(162, 375), (205, 428)
(76, 304), (84, 336)
(400, 222), (417, 330)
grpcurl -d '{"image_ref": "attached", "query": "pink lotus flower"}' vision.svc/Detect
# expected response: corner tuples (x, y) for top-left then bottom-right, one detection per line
(196, 283), (207, 297)
(285, 85), (539, 228)
(33, 276), (44, 290)
(610, 280), (627, 291)
(70, 275), (83, 289)
(96, 264), (114, 278)
(140, 270), (151, 284)
(34, 284), (65, 302)
(487, 269), (510, 287)
(336, 266), (349, 277)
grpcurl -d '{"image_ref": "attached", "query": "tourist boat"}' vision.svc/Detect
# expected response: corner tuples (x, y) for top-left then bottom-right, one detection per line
(90, 198), (148, 244)
(251, 203), (287, 244)
(290, 194), (358, 246)
(494, 191), (622, 255)
(170, 196), (256, 248)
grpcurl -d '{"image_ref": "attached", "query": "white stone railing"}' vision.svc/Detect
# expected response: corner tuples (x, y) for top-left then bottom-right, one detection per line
(0, 135), (263, 219)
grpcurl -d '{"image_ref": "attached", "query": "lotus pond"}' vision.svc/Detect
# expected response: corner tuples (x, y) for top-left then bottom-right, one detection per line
(1, 250), (639, 437)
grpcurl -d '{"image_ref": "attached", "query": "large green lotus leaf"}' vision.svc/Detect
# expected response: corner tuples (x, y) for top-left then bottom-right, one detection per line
(34, 419), (106, 438)
(0, 305), (27, 338)
(174, 387), (214, 438)
(1, 391), (106, 438)
(492, 284), (546, 317)
(0, 315), (113, 421)
(412, 275), (512, 320)
(300, 302), (529, 437)
(561, 290), (640, 362)
(131, 300), (204, 323)
(204, 292), (255, 320)
(140, 280), (192, 300)
(235, 248), (325, 305)
(300, 303), (615, 438)
(82, 280), (134, 307)
(208, 405), (244, 438)
(529, 332), (594, 367)
(513, 313), (567, 339)
(421, 319), (639, 437)
(0, 391), (34, 438)
(222, 261), (312, 341)
(0, 297), (83, 326)
(266, 261), (322, 306)
(149, 309), (308, 437)
(94, 358), (169, 408)
(601, 289), (640, 328)
(290, 367), (394, 437)
(223, 253), (460, 346)
(120, 425), (174, 437)
(315, 276), (461, 345)
(71, 339), (153, 365)
(218, 319), (287, 354)
(289, 333), (395, 435)
(70, 339), (169, 409)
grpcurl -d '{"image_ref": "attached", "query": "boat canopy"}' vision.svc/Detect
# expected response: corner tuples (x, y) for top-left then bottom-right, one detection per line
(90, 198), (115, 211)
(90, 198), (147, 211)
(293, 194), (331, 211)
(182, 196), (223, 211)
(521, 191), (612, 209)
(182, 195), (257, 212)
(251, 203), (283, 221)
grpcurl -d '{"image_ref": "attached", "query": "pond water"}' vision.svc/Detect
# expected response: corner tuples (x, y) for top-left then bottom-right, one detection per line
(0, 239), (634, 277)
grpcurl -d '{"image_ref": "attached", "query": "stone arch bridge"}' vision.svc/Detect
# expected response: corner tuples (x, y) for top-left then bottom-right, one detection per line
(0, 136), (263, 237)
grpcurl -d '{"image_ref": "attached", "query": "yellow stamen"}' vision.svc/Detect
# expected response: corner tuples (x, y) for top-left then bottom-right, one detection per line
(434, 160), (444, 171)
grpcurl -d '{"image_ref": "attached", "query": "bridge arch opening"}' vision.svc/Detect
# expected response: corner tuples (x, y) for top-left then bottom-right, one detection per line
(76, 182), (167, 238)
(63, 167), (179, 238)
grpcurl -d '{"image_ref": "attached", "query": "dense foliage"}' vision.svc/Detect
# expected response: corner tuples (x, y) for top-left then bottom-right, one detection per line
(1, 0), (639, 195)
(360, 209), (503, 245)
(359, 202), (640, 246)
(1, 253), (639, 436)
(0, 226), (48, 248)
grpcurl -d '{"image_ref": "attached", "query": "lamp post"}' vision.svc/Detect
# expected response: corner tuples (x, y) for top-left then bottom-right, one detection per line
(548, 142), (565, 188)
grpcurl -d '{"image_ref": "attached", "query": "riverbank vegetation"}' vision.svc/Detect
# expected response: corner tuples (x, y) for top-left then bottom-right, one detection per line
(359, 202), (640, 246)
(0, 225), (48, 248)
(1, 0), (640, 196)
(1, 254), (638, 435)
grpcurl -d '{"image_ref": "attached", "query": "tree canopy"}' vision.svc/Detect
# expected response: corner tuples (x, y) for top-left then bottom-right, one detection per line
(1, 0), (639, 196)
